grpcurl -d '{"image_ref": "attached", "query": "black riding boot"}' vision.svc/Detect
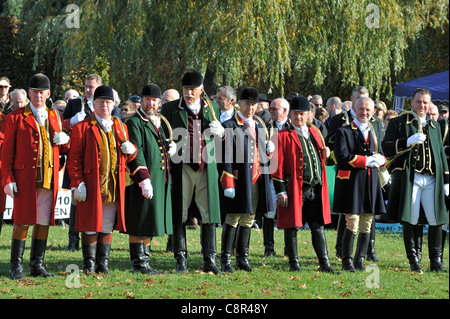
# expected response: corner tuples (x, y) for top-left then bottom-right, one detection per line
(311, 227), (336, 273)
(65, 204), (80, 251)
(130, 242), (162, 274)
(236, 226), (252, 272)
(354, 232), (370, 271)
(173, 223), (187, 273)
(366, 218), (379, 262)
(263, 217), (275, 257)
(220, 223), (236, 273)
(201, 223), (222, 274)
(335, 214), (346, 259)
(414, 224), (423, 264)
(10, 239), (26, 280)
(428, 226), (446, 272)
(402, 222), (422, 271)
(341, 228), (356, 272)
(29, 238), (53, 277)
(95, 242), (112, 275)
(284, 228), (301, 272)
(82, 244), (97, 274)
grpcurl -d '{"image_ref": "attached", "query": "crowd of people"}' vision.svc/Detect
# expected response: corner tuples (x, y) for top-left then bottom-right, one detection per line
(0, 71), (448, 280)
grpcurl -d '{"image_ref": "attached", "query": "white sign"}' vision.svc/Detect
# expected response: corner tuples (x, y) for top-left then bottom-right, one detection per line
(3, 189), (72, 220)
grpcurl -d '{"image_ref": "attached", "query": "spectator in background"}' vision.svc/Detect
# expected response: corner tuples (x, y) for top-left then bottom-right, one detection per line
(342, 101), (352, 111)
(64, 89), (80, 104)
(427, 103), (439, 121)
(438, 104), (448, 119)
(0, 76), (13, 113)
(5, 89), (29, 115)
(54, 100), (66, 114)
(161, 89), (180, 105)
(315, 107), (329, 124)
(120, 100), (138, 122)
(374, 100), (387, 121)
(382, 110), (398, 140)
(324, 96), (342, 128)
(311, 94), (323, 108)
(128, 95), (142, 110)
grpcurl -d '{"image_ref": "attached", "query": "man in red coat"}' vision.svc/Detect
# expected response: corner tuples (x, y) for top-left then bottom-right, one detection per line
(67, 85), (136, 275)
(2, 73), (70, 279)
(272, 95), (336, 273)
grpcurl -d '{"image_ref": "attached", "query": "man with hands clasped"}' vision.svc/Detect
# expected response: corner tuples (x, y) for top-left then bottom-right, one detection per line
(67, 85), (137, 275)
(124, 83), (176, 274)
(2, 74), (70, 279)
(382, 88), (449, 272)
(333, 97), (386, 272)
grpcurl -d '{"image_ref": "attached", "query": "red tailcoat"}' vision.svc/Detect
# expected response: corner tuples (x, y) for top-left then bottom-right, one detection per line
(1, 105), (68, 225)
(67, 115), (136, 233)
(272, 125), (331, 228)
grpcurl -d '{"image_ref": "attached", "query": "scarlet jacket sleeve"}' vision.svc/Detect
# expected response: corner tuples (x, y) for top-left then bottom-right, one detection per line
(1, 113), (18, 187)
(66, 122), (85, 189)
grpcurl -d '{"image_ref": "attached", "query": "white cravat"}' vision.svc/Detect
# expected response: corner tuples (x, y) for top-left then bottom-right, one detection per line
(353, 118), (370, 140)
(95, 113), (114, 132)
(293, 124), (309, 139)
(238, 111), (255, 130)
(29, 102), (48, 126)
(186, 99), (201, 115)
(419, 116), (427, 127)
(139, 107), (161, 128)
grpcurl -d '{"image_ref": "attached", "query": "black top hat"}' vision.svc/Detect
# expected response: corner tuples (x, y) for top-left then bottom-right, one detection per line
(258, 93), (271, 103)
(240, 87), (259, 103)
(182, 70), (203, 88)
(142, 83), (162, 98)
(28, 73), (51, 90)
(289, 95), (310, 112)
(94, 85), (115, 101)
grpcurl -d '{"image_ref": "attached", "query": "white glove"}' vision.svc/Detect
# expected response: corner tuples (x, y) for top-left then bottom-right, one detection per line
(209, 120), (225, 138)
(120, 141), (136, 155)
(445, 184), (449, 197)
(4, 182), (17, 198)
(365, 155), (380, 168)
(407, 133), (426, 147)
(139, 178), (153, 199)
(70, 111), (86, 127)
(266, 140), (275, 154)
(74, 182), (87, 202)
(224, 187), (235, 199)
(53, 131), (70, 145)
(167, 141), (177, 157)
(372, 153), (386, 167)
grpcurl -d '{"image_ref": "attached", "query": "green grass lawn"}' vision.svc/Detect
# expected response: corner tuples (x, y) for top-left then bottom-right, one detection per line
(0, 223), (448, 301)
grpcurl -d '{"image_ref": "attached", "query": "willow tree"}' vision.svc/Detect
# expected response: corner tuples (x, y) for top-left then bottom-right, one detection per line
(17, 0), (448, 101)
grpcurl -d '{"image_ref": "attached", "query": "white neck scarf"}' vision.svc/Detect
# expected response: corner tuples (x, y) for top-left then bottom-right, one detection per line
(293, 124), (309, 139)
(186, 99), (201, 115)
(95, 113), (114, 132)
(238, 111), (255, 130)
(29, 102), (48, 126)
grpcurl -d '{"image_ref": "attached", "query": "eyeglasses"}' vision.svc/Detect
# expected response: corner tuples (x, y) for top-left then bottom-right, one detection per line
(314, 104), (323, 107)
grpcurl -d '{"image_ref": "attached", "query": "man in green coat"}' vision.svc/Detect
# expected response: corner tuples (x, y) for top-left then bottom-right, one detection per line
(160, 70), (223, 274)
(382, 88), (449, 272)
(125, 83), (175, 274)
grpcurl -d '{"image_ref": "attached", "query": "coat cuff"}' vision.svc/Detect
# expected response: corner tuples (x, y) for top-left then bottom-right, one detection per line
(220, 171), (236, 189)
(349, 155), (366, 168)
(132, 167), (151, 184)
